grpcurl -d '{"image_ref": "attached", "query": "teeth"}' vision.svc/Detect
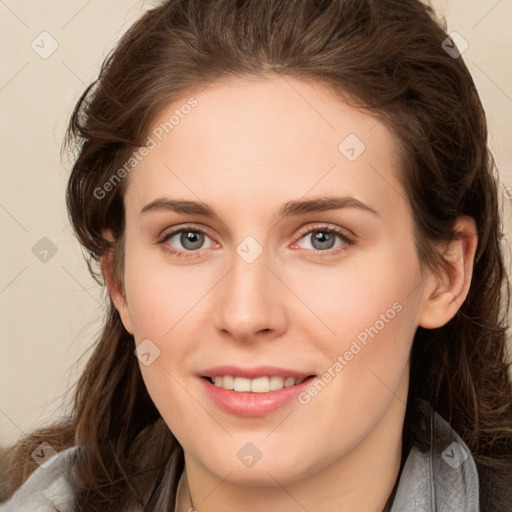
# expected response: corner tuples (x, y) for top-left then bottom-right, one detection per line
(234, 377), (251, 392)
(269, 376), (284, 390)
(211, 375), (307, 392)
(284, 377), (295, 387)
(222, 375), (234, 389)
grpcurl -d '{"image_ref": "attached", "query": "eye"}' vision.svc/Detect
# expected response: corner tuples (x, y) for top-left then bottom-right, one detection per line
(293, 225), (354, 255)
(158, 226), (217, 258)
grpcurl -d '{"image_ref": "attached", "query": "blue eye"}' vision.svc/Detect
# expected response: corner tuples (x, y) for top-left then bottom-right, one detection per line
(300, 230), (340, 250)
(296, 227), (354, 253)
(159, 227), (216, 258)
(169, 230), (207, 251)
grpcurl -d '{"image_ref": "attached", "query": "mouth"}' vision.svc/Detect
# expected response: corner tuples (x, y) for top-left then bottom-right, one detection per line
(198, 367), (317, 417)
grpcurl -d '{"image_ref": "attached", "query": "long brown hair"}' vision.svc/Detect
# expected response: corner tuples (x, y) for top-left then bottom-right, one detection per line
(2, 0), (511, 510)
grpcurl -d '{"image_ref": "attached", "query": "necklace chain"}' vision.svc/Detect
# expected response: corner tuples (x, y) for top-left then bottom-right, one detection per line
(186, 471), (196, 512)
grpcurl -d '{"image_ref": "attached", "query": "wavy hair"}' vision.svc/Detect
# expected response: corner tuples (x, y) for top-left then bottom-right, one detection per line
(2, 0), (511, 510)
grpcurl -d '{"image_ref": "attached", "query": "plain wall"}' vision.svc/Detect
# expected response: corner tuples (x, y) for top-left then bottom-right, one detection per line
(1, 0), (511, 448)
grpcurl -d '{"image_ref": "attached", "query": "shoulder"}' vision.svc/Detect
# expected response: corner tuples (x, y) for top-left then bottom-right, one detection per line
(0, 445), (80, 512)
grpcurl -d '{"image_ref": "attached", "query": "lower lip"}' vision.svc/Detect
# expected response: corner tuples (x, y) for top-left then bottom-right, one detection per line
(200, 376), (316, 417)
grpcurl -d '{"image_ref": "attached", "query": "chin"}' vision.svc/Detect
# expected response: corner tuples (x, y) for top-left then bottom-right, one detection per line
(194, 445), (324, 487)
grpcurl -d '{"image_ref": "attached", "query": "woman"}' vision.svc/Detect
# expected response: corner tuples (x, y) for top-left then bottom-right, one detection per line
(1, 0), (511, 510)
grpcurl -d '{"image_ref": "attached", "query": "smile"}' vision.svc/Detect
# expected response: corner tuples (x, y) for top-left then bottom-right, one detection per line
(207, 375), (308, 392)
(199, 366), (317, 417)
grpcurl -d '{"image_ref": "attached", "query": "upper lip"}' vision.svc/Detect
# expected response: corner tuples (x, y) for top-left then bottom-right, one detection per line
(199, 365), (315, 379)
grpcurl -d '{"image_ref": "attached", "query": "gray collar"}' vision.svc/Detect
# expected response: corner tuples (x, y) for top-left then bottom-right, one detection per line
(390, 399), (480, 511)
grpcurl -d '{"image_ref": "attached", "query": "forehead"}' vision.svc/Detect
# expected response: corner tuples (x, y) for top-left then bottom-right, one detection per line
(123, 74), (408, 221)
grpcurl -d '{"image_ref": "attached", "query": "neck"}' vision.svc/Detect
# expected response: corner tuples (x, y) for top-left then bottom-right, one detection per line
(177, 391), (407, 512)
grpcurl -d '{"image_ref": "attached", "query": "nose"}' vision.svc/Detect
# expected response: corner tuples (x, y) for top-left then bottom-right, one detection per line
(212, 245), (288, 342)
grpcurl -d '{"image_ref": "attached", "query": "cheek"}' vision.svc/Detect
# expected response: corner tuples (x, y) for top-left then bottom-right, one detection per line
(292, 243), (420, 410)
(122, 244), (213, 340)
(285, 241), (421, 345)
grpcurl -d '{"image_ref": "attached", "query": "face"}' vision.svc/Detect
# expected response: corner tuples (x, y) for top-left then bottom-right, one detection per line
(110, 74), (437, 486)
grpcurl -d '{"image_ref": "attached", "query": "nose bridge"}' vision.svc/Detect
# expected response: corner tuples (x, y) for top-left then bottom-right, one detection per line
(213, 242), (286, 339)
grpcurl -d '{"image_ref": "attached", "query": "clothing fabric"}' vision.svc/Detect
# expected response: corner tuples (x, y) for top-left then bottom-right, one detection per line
(0, 399), (480, 511)
(389, 399), (479, 511)
(0, 447), (76, 512)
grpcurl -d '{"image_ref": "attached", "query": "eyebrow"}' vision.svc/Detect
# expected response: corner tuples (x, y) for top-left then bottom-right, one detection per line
(140, 196), (379, 218)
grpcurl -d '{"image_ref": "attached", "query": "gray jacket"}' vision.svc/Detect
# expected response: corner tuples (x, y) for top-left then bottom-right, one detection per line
(0, 400), (480, 511)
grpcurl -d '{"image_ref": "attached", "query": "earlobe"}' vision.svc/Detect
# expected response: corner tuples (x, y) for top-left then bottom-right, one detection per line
(100, 235), (134, 335)
(417, 216), (478, 329)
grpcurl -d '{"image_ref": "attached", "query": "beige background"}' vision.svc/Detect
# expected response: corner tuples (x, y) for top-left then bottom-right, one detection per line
(0, 0), (511, 448)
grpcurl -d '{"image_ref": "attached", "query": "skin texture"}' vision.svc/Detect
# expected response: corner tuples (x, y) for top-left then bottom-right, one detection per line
(102, 74), (478, 512)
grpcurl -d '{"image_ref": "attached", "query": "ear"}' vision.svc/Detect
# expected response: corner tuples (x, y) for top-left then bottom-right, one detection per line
(100, 230), (134, 335)
(417, 216), (478, 329)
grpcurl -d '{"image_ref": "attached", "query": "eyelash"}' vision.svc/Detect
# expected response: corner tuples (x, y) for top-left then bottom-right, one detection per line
(157, 223), (355, 260)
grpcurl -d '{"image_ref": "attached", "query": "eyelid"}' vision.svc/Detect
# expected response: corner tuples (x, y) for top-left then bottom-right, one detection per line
(294, 222), (356, 242)
(157, 224), (219, 247)
(158, 223), (217, 243)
